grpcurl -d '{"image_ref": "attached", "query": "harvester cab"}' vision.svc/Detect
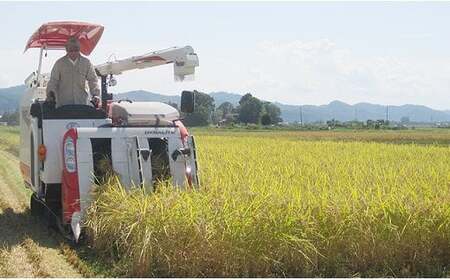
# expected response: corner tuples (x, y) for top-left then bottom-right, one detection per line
(19, 21), (200, 241)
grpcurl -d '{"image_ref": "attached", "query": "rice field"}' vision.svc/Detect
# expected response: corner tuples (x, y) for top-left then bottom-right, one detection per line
(0, 126), (20, 156)
(86, 128), (450, 277)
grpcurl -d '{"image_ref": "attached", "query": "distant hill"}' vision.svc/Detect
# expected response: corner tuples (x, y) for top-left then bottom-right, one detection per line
(1, 85), (449, 123)
(209, 91), (242, 106)
(113, 90), (180, 104)
(276, 100), (450, 123)
(0, 85), (27, 113)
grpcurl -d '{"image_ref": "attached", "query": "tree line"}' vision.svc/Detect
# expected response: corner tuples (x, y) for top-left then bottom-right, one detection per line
(181, 92), (282, 127)
(0, 111), (19, 125)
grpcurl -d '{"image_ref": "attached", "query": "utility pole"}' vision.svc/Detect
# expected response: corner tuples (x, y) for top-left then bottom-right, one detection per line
(299, 105), (303, 125)
(386, 105), (389, 122)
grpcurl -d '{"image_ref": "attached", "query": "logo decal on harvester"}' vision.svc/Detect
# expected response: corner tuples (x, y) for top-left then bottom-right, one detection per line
(66, 122), (80, 129)
(144, 128), (176, 135)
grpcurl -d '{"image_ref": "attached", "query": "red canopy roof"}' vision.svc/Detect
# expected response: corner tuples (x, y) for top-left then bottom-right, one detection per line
(25, 21), (104, 56)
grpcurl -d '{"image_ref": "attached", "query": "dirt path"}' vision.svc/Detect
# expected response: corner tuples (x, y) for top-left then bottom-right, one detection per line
(0, 149), (82, 277)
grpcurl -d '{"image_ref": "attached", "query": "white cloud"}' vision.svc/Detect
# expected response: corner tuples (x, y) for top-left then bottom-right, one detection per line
(239, 39), (450, 110)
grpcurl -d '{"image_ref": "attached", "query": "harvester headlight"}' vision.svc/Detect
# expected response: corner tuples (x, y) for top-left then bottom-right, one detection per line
(64, 137), (76, 173)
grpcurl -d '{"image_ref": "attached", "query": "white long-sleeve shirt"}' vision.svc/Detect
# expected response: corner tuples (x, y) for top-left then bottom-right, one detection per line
(46, 55), (100, 107)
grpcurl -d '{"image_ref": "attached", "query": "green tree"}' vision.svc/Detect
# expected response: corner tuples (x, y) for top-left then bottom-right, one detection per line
(183, 91), (215, 126)
(366, 119), (374, 128)
(262, 102), (282, 124)
(217, 102), (234, 119)
(0, 110), (19, 126)
(261, 114), (272, 125)
(239, 93), (253, 105)
(238, 93), (263, 124)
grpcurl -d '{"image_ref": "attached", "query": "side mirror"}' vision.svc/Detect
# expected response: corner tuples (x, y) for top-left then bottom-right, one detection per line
(180, 90), (195, 113)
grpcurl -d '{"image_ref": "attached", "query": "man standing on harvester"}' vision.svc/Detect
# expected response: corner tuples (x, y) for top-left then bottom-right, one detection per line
(46, 36), (101, 107)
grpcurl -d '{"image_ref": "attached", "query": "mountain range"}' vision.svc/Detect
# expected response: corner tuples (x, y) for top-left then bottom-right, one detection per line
(1, 85), (449, 123)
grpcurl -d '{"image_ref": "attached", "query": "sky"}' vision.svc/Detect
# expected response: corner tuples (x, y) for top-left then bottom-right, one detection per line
(0, 1), (449, 110)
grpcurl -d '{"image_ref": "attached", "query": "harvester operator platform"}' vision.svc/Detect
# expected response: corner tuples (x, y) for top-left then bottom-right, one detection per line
(46, 36), (101, 108)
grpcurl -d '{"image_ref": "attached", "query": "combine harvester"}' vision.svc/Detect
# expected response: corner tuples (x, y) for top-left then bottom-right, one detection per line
(19, 21), (200, 241)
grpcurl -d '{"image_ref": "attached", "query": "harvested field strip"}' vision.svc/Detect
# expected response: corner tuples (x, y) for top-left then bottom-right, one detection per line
(0, 126), (20, 156)
(0, 196), (81, 277)
(0, 151), (29, 209)
(22, 238), (51, 277)
(0, 128), (82, 277)
(0, 246), (34, 277)
(0, 249), (10, 277)
(60, 243), (97, 277)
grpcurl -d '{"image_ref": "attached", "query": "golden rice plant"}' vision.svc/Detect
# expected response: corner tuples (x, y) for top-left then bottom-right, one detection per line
(85, 133), (450, 277)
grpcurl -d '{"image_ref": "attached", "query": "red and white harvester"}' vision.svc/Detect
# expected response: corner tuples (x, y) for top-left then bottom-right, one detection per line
(19, 21), (200, 241)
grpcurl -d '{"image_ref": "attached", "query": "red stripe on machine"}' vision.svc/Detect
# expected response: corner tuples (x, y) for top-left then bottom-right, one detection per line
(61, 128), (81, 224)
